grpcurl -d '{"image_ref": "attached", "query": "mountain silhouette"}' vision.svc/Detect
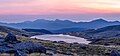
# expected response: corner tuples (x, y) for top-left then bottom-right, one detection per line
(0, 19), (120, 30)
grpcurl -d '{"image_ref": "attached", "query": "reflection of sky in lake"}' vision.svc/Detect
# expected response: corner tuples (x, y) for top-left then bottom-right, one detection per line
(31, 34), (91, 44)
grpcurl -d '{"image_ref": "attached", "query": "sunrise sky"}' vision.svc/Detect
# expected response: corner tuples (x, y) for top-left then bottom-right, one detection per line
(0, 0), (120, 23)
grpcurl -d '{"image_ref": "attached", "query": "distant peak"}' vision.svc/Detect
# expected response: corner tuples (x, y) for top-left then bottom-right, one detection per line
(94, 19), (106, 21)
(35, 19), (47, 21)
(22, 21), (31, 23)
(34, 19), (49, 22)
(91, 19), (108, 22)
(54, 19), (73, 23)
(113, 21), (120, 22)
(55, 19), (61, 21)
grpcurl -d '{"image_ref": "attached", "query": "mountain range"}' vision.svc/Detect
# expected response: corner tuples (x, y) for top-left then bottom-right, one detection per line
(0, 19), (120, 30)
(62, 25), (120, 40)
(0, 22), (120, 39)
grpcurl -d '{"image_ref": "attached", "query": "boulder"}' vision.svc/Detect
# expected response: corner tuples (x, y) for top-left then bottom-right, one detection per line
(0, 42), (46, 54)
(4, 33), (21, 43)
(14, 42), (46, 53)
(0, 33), (46, 54)
(110, 50), (120, 56)
(14, 51), (27, 56)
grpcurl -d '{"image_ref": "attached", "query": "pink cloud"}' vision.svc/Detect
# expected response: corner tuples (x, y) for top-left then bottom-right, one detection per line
(0, 0), (120, 15)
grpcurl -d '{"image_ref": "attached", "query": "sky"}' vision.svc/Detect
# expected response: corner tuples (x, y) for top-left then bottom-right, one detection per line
(0, 0), (120, 23)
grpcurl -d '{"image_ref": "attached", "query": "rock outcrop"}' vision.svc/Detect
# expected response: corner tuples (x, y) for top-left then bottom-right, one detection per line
(4, 33), (21, 43)
(0, 33), (46, 54)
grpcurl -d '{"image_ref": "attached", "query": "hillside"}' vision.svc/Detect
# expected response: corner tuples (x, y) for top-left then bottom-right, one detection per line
(85, 25), (120, 34)
(0, 25), (53, 36)
(84, 25), (120, 38)
(51, 28), (87, 33)
(0, 25), (26, 35)
(23, 29), (52, 34)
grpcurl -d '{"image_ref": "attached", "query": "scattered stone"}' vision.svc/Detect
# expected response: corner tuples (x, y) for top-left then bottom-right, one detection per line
(22, 34), (29, 37)
(65, 52), (73, 56)
(6, 44), (14, 48)
(73, 42), (79, 44)
(53, 41), (57, 43)
(104, 43), (110, 46)
(80, 46), (87, 49)
(6, 49), (17, 54)
(47, 50), (57, 54)
(58, 41), (65, 44)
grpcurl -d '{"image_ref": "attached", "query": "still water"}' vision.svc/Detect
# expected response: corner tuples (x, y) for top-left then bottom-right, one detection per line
(31, 34), (91, 44)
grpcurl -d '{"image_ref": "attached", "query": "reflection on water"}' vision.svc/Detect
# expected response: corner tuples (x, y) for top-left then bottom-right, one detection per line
(31, 34), (91, 44)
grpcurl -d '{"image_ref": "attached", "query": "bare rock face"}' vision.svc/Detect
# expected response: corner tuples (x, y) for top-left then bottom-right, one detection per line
(4, 33), (21, 43)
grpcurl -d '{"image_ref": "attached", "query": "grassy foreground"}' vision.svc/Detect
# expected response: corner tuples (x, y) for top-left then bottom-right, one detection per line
(0, 32), (120, 56)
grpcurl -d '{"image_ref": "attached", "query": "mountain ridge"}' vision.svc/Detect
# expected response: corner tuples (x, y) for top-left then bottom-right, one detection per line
(0, 19), (120, 30)
(84, 25), (120, 38)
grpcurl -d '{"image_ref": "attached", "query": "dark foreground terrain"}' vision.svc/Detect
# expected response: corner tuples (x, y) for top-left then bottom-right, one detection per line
(0, 32), (120, 56)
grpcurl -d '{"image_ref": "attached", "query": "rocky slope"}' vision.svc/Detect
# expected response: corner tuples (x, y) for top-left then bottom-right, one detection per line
(90, 38), (120, 45)
(0, 33), (46, 55)
(0, 25), (53, 37)
(0, 25), (27, 35)
(84, 25), (120, 38)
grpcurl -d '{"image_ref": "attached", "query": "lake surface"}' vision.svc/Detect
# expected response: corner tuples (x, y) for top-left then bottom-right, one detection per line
(31, 34), (91, 44)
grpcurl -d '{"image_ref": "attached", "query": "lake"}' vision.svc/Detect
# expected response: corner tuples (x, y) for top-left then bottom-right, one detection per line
(31, 34), (91, 44)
